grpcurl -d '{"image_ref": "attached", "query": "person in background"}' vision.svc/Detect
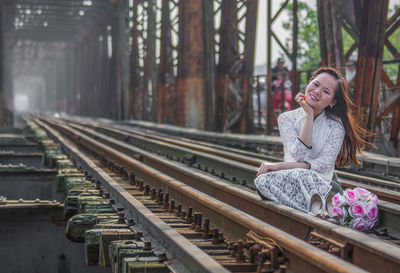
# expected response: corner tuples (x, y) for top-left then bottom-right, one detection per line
(272, 57), (289, 82)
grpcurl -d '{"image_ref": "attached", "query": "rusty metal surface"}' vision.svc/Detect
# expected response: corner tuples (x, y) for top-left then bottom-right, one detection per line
(36, 117), (370, 273)
(37, 116), (400, 272)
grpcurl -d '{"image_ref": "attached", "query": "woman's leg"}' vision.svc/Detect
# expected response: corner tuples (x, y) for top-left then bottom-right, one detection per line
(254, 169), (331, 212)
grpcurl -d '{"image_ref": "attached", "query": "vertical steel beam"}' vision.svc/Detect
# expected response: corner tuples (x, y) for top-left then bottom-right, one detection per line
(239, 0), (258, 133)
(146, 0), (157, 122)
(157, 0), (177, 124)
(317, 0), (344, 70)
(215, 0), (237, 132)
(0, 0), (4, 127)
(177, 0), (206, 129)
(353, 0), (388, 132)
(202, 0), (216, 131)
(266, 0), (273, 134)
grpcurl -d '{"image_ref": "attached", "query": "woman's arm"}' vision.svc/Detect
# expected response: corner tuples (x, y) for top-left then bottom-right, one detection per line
(258, 161), (310, 175)
(278, 94), (314, 162)
(295, 93), (314, 147)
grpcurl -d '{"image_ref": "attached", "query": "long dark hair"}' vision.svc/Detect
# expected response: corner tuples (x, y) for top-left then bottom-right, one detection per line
(308, 66), (370, 167)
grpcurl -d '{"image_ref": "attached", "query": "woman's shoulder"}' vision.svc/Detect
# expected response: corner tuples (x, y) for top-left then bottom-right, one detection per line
(324, 112), (345, 131)
(279, 107), (304, 120)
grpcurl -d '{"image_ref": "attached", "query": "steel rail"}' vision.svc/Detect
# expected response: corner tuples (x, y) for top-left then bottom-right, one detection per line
(34, 117), (372, 273)
(39, 116), (400, 273)
(121, 119), (400, 180)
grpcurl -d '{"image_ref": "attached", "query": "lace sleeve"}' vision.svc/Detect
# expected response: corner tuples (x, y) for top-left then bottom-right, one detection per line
(278, 111), (311, 162)
(305, 121), (345, 173)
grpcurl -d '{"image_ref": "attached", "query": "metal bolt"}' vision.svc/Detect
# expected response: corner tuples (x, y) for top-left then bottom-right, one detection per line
(186, 207), (193, 223)
(144, 185), (150, 195)
(175, 204), (182, 217)
(236, 240), (245, 262)
(118, 212), (125, 223)
(202, 218), (210, 239)
(143, 241), (152, 251)
(195, 213), (202, 232)
(135, 232), (143, 239)
(169, 200), (175, 213)
(212, 228), (219, 245)
(158, 253), (167, 262)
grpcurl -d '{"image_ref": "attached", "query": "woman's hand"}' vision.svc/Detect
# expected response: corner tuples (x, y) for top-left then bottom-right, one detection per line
(295, 93), (314, 117)
(257, 162), (281, 176)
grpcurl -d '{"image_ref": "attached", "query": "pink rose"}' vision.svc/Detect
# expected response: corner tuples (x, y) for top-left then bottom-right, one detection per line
(370, 194), (379, 205)
(368, 219), (377, 230)
(332, 193), (345, 207)
(350, 218), (369, 231)
(354, 187), (371, 201)
(365, 202), (378, 221)
(332, 206), (347, 218)
(349, 202), (366, 218)
(344, 189), (359, 204)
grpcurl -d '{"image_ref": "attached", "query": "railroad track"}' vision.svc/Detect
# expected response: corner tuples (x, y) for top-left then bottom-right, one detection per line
(62, 116), (400, 205)
(31, 116), (400, 272)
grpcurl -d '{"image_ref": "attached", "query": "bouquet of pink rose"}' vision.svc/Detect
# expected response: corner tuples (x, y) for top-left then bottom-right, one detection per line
(331, 187), (378, 231)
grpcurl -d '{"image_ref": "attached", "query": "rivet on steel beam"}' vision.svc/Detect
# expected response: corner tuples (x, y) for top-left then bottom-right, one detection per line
(241, 179), (247, 185)
(144, 185), (150, 195)
(232, 177), (237, 182)
(210, 169), (215, 174)
(84, 171), (89, 176)
(127, 218), (135, 226)
(220, 172), (225, 179)
(196, 164), (201, 169)
(151, 189), (156, 200)
(143, 241), (152, 251)
(117, 207), (124, 212)
(110, 199), (115, 204)
(202, 218), (210, 239)
(139, 181), (144, 191)
(169, 200), (175, 213)
(204, 166), (209, 172)
(104, 193), (110, 199)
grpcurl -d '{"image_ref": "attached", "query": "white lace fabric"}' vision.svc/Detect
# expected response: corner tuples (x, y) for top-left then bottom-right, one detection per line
(255, 108), (345, 212)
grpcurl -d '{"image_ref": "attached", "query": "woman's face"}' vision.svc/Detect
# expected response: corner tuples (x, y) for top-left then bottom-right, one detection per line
(305, 72), (338, 115)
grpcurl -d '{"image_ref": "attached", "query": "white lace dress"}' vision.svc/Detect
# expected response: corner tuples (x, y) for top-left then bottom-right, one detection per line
(254, 108), (345, 212)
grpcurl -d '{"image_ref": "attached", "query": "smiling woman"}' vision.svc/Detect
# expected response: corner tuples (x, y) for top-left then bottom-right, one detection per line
(254, 66), (371, 216)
